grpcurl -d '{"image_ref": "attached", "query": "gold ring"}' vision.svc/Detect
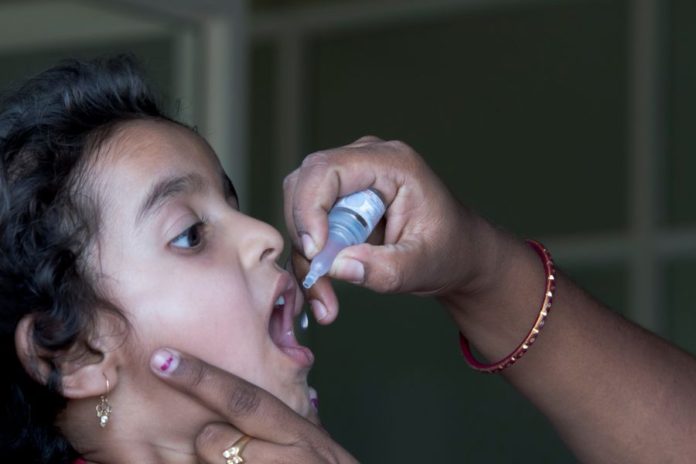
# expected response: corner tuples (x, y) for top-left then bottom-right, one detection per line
(222, 434), (252, 464)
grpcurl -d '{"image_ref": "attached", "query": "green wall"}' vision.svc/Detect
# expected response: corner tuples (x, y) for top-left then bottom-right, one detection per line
(0, 40), (175, 113)
(667, 0), (696, 226)
(665, 0), (696, 357)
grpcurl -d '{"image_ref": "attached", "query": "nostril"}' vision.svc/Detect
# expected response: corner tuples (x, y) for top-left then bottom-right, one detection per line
(259, 247), (276, 262)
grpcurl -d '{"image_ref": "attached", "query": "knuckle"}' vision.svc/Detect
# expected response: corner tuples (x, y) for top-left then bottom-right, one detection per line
(224, 382), (261, 417)
(379, 260), (404, 292)
(300, 151), (330, 169)
(385, 139), (413, 155)
(179, 359), (208, 390)
(386, 140), (424, 171)
(292, 202), (308, 225)
(293, 438), (340, 464)
(195, 423), (222, 454)
(313, 444), (340, 464)
(355, 134), (382, 144)
(385, 140), (419, 162)
(283, 169), (299, 192)
(284, 447), (306, 463)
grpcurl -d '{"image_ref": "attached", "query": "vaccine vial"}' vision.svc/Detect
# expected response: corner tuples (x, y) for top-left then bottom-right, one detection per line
(302, 189), (386, 289)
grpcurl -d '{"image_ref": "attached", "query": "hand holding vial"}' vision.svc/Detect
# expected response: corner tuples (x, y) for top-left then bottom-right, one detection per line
(284, 136), (493, 324)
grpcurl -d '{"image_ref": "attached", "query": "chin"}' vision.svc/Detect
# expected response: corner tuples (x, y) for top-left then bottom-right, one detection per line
(276, 381), (311, 417)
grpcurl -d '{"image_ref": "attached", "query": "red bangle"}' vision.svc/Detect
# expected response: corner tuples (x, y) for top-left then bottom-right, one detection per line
(459, 239), (556, 374)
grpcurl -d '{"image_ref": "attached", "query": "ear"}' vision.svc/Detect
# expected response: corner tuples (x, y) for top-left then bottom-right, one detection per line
(15, 314), (121, 400)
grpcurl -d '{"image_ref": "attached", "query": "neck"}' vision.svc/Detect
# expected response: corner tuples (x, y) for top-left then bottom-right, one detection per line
(58, 381), (221, 463)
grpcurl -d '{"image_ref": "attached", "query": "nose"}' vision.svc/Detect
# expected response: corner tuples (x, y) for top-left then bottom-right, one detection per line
(229, 212), (284, 268)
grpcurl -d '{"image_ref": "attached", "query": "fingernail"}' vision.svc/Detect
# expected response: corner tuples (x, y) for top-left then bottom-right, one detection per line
(309, 386), (319, 411)
(150, 348), (180, 376)
(310, 299), (328, 322)
(333, 257), (365, 284)
(301, 233), (318, 258)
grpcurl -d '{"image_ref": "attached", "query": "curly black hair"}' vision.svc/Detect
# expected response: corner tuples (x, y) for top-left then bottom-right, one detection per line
(0, 55), (173, 463)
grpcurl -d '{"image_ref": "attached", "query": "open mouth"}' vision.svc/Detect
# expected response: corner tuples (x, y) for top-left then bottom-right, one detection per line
(268, 281), (314, 368)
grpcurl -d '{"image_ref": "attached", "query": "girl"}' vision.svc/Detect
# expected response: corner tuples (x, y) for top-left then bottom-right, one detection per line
(0, 56), (317, 463)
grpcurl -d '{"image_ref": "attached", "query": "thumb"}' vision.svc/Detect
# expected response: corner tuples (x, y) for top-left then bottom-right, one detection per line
(330, 241), (419, 293)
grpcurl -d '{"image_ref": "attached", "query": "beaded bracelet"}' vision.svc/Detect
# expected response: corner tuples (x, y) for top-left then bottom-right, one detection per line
(459, 239), (556, 374)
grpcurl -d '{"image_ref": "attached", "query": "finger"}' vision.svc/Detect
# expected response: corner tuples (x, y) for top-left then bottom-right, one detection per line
(282, 168), (303, 251)
(195, 422), (286, 464)
(287, 144), (403, 259)
(307, 278), (340, 325)
(150, 348), (318, 445)
(291, 248), (339, 324)
(346, 135), (384, 147)
(329, 240), (426, 294)
(196, 422), (348, 464)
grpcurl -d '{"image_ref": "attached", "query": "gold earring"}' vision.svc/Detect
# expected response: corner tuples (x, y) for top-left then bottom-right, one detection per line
(96, 373), (112, 428)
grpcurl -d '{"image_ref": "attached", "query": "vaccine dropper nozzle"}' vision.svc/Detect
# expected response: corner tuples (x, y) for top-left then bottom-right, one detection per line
(302, 189), (385, 289)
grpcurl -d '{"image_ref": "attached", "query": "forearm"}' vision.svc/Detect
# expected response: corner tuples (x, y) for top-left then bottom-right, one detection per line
(442, 227), (696, 463)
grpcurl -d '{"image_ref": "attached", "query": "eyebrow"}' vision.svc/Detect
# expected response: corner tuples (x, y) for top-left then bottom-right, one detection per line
(135, 172), (206, 225)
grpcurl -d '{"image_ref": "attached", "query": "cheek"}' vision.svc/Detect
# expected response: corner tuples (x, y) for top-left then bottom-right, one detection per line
(115, 263), (268, 379)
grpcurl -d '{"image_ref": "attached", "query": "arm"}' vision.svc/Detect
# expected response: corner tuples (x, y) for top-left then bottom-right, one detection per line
(445, 227), (696, 463)
(285, 136), (696, 463)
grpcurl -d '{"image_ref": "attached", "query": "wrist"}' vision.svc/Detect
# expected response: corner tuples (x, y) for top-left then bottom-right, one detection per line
(438, 229), (551, 367)
(458, 240), (556, 373)
(436, 214), (512, 310)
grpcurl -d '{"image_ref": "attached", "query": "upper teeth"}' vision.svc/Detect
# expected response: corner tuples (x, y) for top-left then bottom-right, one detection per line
(275, 295), (285, 307)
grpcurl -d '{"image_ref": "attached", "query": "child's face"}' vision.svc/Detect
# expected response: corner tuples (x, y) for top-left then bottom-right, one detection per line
(93, 119), (314, 418)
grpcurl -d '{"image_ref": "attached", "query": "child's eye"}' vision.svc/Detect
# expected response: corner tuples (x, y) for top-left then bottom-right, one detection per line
(170, 222), (205, 249)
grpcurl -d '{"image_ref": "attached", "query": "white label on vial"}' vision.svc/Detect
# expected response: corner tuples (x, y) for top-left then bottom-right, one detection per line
(334, 189), (386, 232)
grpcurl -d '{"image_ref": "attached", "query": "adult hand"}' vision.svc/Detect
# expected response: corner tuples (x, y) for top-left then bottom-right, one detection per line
(285, 136), (499, 323)
(150, 348), (358, 464)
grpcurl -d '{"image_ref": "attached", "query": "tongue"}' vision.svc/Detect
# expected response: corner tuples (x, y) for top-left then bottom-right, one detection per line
(282, 298), (294, 337)
(271, 306), (315, 367)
